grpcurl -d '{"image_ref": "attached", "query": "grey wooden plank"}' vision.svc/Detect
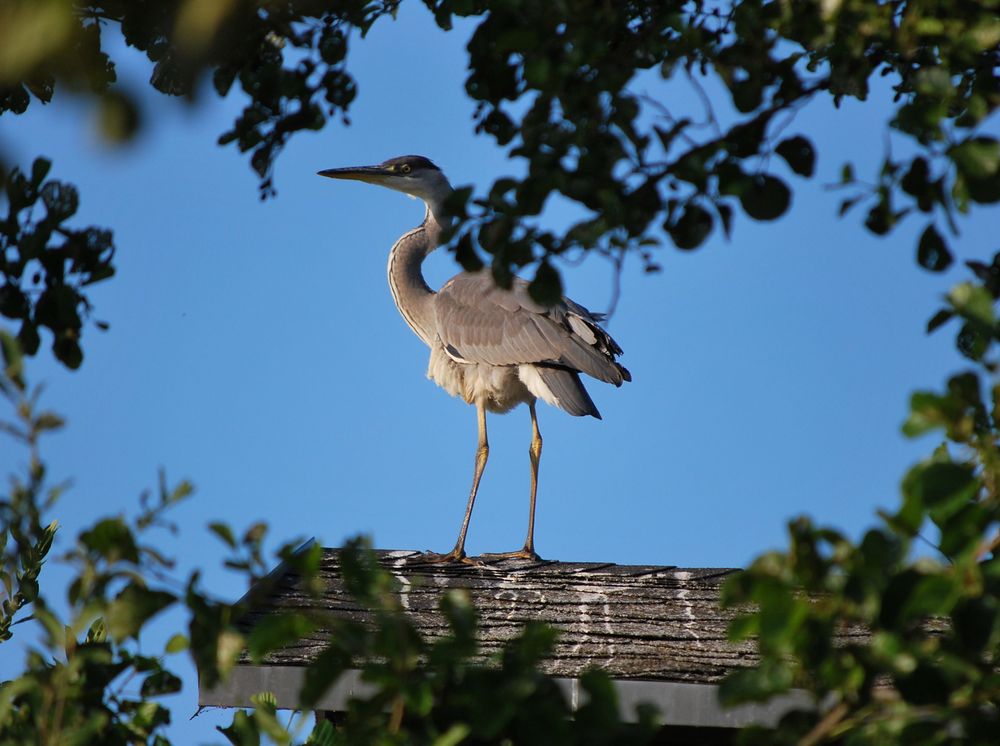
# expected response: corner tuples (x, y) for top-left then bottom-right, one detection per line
(199, 666), (814, 729)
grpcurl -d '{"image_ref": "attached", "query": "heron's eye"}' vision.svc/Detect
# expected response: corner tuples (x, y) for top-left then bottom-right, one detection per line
(400, 163), (412, 174)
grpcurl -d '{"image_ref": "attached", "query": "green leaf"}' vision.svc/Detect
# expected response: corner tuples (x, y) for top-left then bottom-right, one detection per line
(718, 661), (794, 705)
(106, 584), (176, 641)
(965, 172), (1000, 204)
(882, 570), (957, 628)
(98, 91), (141, 144)
(165, 633), (189, 653)
(432, 724), (471, 746)
(951, 597), (999, 654)
(0, 331), (24, 389)
(209, 522), (237, 549)
(34, 411), (65, 432)
(214, 629), (245, 679)
(775, 136), (816, 177)
(80, 517), (140, 563)
(949, 282), (996, 326)
(217, 710), (260, 746)
(242, 522), (267, 546)
(441, 589), (477, 645)
(247, 613), (318, 662)
(739, 175), (790, 221)
(86, 617), (107, 643)
(299, 643), (351, 707)
(130, 701), (170, 734)
(901, 461), (979, 522)
(949, 137), (1000, 180)
(306, 720), (334, 746)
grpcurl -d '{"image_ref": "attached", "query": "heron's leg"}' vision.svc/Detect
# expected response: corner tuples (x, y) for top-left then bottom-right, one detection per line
(523, 401), (543, 557)
(482, 401), (543, 562)
(421, 401), (489, 564)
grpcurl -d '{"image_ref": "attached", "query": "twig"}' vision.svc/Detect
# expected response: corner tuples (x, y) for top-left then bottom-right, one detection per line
(798, 701), (850, 746)
(977, 530), (1000, 561)
(685, 68), (723, 137)
(388, 695), (404, 733)
(604, 247), (625, 320)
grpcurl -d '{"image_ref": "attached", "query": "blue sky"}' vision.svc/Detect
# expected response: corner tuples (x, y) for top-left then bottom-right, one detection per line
(2, 3), (998, 742)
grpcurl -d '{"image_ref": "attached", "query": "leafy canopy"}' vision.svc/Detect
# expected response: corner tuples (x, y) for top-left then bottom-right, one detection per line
(1, 0), (998, 366)
(2, 2), (1000, 745)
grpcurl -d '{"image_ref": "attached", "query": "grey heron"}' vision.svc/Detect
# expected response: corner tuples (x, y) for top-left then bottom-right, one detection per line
(318, 155), (630, 562)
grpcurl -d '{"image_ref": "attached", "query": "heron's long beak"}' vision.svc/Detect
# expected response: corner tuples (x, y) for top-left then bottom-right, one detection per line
(317, 165), (391, 184)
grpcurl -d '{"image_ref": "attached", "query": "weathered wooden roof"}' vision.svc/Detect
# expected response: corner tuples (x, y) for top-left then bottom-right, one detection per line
(200, 548), (827, 729)
(238, 549), (755, 682)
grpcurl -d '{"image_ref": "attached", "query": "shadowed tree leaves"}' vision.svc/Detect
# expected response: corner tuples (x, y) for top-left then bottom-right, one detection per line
(722, 256), (1000, 744)
(2, 0), (999, 356)
(1, 158), (115, 369)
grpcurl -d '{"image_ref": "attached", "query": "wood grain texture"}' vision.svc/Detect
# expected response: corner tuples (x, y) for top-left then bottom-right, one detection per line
(234, 549), (870, 684)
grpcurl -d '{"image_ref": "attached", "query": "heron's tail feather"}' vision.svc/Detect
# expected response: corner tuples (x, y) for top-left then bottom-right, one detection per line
(534, 366), (602, 419)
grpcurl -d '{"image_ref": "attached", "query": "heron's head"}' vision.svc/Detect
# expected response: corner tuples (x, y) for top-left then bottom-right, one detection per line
(318, 155), (452, 212)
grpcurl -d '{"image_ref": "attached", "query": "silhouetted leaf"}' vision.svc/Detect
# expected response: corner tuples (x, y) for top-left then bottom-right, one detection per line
(454, 233), (483, 272)
(775, 136), (815, 177)
(740, 175), (790, 221)
(40, 181), (79, 220)
(916, 224), (952, 272)
(140, 670), (182, 697)
(926, 309), (954, 334)
(30, 157), (51, 187)
(668, 202), (713, 249)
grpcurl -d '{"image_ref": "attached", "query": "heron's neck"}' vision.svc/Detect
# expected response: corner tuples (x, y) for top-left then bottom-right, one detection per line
(387, 204), (447, 346)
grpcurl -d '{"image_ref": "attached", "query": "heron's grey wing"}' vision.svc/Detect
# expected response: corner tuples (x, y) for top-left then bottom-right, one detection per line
(532, 366), (602, 418)
(434, 273), (629, 385)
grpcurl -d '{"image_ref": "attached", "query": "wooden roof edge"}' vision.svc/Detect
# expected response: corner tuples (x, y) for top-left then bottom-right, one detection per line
(323, 547), (742, 580)
(233, 537), (318, 611)
(199, 665), (812, 730)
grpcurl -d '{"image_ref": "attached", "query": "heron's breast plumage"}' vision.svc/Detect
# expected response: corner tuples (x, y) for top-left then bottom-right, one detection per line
(426, 343), (535, 414)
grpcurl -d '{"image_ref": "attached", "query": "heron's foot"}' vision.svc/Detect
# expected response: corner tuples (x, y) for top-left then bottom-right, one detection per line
(479, 547), (543, 562)
(414, 549), (481, 566)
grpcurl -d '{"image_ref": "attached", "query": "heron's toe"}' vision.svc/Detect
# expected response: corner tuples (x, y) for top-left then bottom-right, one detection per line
(480, 548), (543, 562)
(411, 549), (470, 565)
